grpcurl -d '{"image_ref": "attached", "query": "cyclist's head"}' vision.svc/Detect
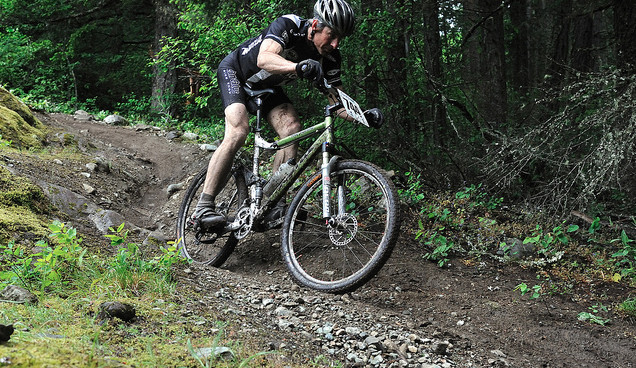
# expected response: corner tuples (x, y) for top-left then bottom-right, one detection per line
(313, 0), (356, 38)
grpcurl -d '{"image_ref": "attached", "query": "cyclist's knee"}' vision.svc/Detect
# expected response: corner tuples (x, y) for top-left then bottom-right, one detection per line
(222, 128), (248, 149)
(269, 103), (301, 137)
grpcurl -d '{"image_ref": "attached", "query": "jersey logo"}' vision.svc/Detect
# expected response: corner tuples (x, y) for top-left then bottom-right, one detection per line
(242, 35), (263, 56)
(326, 69), (340, 76)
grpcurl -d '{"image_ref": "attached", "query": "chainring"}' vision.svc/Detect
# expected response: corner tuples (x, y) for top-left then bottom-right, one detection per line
(234, 206), (253, 240)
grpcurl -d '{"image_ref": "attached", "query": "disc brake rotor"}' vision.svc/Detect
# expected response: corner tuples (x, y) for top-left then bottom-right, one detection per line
(329, 214), (358, 246)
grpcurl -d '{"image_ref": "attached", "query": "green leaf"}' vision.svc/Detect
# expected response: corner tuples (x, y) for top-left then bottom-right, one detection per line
(523, 235), (540, 244)
(620, 230), (631, 245)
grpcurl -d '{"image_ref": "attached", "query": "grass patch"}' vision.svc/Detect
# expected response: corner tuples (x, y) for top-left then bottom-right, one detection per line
(0, 222), (280, 367)
(618, 298), (636, 317)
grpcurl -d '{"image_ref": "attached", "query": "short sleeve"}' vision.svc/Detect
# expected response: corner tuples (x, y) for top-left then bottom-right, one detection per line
(264, 15), (302, 48)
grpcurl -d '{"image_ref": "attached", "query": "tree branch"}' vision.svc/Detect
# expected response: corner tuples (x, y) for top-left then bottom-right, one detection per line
(460, 0), (514, 48)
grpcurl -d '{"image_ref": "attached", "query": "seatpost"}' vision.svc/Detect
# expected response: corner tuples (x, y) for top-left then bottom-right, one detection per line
(254, 96), (263, 132)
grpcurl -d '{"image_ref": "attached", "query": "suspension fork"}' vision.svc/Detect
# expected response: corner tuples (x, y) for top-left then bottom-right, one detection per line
(321, 118), (343, 222)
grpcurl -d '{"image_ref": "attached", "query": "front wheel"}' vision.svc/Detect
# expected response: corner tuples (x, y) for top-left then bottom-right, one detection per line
(176, 166), (247, 266)
(281, 160), (401, 293)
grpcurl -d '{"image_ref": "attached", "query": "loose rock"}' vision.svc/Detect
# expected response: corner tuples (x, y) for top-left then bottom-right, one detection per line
(0, 285), (38, 304)
(0, 325), (14, 342)
(104, 114), (128, 126)
(98, 301), (136, 322)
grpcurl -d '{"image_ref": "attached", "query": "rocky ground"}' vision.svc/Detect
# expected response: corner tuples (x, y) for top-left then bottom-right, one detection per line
(5, 112), (636, 367)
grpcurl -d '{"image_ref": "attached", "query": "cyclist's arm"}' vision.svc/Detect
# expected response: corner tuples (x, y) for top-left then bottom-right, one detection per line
(257, 39), (297, 74)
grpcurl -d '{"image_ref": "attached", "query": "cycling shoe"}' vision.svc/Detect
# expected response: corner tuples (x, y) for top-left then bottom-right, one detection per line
(189, 207), (226, 232)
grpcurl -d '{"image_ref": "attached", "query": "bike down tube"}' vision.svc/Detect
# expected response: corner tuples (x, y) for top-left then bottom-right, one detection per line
(265, 119), (332, 204)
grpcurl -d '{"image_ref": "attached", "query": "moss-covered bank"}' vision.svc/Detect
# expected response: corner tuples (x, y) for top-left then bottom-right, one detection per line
(0, 86), (46, 149)
(0, 87), (50, 243)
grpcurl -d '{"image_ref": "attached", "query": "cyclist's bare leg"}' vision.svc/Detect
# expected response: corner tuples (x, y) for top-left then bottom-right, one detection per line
(264, 103), (301, 223)
(192, 103), (249, 229)
(268, 102), (300, 171)
(202, 103), (250, 197)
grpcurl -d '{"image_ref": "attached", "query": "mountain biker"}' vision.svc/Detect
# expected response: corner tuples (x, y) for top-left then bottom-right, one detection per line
(191, 0), (383, 231)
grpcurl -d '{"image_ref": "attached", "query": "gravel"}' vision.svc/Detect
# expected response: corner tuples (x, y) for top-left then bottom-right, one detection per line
(179, 265), (491, 368)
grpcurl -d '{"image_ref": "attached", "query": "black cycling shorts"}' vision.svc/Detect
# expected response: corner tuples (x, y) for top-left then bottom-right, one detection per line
(217, 57), (291, 116)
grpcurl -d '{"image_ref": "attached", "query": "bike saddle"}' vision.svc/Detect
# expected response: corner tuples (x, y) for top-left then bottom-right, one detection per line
(243, 86), (275, 98)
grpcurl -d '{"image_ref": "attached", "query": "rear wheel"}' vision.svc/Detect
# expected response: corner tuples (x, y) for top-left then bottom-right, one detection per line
(176, 167), (247, 266)
(281, 160), (400, 293)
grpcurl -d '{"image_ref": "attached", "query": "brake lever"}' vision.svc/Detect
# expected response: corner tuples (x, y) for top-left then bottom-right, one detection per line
(315, 78), (338, 97)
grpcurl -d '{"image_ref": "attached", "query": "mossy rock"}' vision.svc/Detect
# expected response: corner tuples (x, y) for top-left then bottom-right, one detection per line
(0, 86), (45, 149)
(0, 166), (50, 243)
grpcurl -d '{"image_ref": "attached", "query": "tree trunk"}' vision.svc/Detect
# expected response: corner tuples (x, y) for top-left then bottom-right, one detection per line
(462, 0), (507, 128)
(362, 0), (381, 107)
(571, 12), (595, 72)
(422, 0), (447, 145)
(509, 0), (530, 89)
(151, 0), (177, 116)
(614, 0), (636, 70)
(383, 0), (410, 145)
(546, 0), (572, 87)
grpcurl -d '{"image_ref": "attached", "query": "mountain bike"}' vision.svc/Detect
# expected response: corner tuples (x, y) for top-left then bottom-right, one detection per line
(175, 80), (401, 293)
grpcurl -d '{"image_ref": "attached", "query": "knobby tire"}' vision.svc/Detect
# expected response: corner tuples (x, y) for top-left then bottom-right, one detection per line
(281, 159), (401, 293)
(176, 167), (247, 266)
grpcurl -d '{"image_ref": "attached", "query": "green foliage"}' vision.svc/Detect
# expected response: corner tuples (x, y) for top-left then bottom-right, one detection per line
(116, 93), (153, 121)
(0, 221), (86, 292)
(398, 171), (426, 205)
(588, 217), (601, 234)
(577, 304), (610, 326)
(0, 27), (72, 102)
(455, 184), (503, 210)
(104, 223), (187, 296)
(0, 220), (186, 297)
(515, 282), (542, 300)
(515, 271), (572, 305)
(0, 0), (154, 110)
(610, 230), (636, 278)
(0, 134), (11, 147)
(522, 223), (578, 257)
(418, 224), (453, 267)
(415, 183), (504, 267)
(619, 298), (636, 317)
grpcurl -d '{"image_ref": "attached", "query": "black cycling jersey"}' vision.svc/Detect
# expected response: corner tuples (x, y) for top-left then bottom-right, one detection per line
(220, 14), (343, 90)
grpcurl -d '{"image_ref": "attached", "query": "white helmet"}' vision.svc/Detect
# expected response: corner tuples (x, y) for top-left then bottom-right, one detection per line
(313, 0), (356, 37)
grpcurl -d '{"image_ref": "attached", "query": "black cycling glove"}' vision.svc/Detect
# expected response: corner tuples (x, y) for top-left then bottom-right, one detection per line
(364, 108), (384, 129)
(296, 59), (323, 83)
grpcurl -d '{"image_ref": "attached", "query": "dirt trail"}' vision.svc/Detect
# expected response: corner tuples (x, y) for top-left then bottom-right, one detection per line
(31, 112), (636, 367)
